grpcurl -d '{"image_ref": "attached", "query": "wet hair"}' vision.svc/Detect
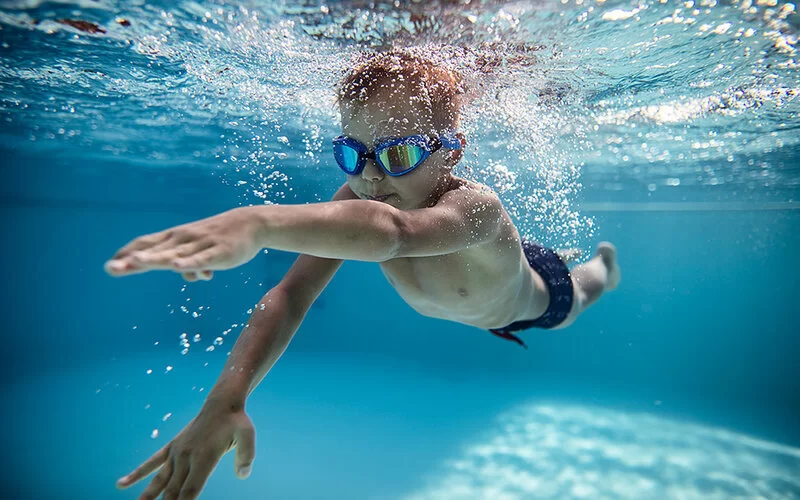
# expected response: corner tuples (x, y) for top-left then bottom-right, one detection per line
(337, 50), (466, 132)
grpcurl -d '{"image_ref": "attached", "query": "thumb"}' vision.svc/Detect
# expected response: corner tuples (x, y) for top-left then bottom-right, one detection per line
(234, 422), (256, 479)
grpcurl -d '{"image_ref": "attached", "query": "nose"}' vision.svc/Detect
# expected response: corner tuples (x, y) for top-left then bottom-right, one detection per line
(361, 159), (385, 182)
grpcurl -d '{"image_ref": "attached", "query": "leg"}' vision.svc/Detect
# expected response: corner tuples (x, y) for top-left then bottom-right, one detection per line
(572, 242), (620, 307)
(556, 242), (620, 328)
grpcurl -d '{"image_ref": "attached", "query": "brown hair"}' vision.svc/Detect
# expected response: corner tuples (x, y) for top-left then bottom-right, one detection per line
(337, 50), (465, 131)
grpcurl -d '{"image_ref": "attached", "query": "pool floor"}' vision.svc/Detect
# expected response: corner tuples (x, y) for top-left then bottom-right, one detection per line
(4, 353), (800, 499)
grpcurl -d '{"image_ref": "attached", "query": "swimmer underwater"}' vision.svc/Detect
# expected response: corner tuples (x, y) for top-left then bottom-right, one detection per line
(106, 51), (620, 499)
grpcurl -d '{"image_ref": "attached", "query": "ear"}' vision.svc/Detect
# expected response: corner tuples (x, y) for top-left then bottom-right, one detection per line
(444, 132), (466, 167)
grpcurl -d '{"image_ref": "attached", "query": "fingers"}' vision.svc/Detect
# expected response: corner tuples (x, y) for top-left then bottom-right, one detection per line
(105, 259), (146, 277)
(138, 459), (173, 500)
(234, 423), (256, 479)
(162, 454), (190, 500)
(173, 247), (224, 272)
(181, 270), (213, 282)
(117, 444), (223, 500)
(106, 240), (214, 276)
(131, 241), (214, 270)
(177, 452), (224, 500)
(117, 444), (169, 489)
(110, 230), (172, 261)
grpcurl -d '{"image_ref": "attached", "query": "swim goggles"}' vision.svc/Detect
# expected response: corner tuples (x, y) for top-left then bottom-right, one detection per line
(332, 133), (462, 177)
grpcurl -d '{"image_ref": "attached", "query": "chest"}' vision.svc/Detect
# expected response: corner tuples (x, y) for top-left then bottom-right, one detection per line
(378, 250), (509, 312)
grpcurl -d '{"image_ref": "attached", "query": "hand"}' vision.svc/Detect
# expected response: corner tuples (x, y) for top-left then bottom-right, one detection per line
(105, 207), (263, 279)
(116, 403), (256, 500)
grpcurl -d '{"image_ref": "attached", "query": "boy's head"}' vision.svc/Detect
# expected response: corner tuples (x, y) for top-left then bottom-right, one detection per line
(338, 51), (465, 133)
(335, 50), (466, 209)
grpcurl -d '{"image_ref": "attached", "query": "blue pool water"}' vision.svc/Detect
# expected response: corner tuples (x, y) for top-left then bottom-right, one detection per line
(1, 1), (799, 499)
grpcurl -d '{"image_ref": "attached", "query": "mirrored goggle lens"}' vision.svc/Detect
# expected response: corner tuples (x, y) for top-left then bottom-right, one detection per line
(377, 145), (426, 174)
(333, 144), (360, 173)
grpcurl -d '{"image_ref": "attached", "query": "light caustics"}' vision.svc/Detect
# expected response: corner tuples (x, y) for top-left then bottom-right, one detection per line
(405, 403), (800, 499)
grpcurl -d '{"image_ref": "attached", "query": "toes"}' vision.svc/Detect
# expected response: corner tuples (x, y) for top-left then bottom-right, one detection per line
(596, 242), (617, 264)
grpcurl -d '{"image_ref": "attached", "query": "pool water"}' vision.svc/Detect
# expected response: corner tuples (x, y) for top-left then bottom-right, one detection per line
(1, 1), (799, 499)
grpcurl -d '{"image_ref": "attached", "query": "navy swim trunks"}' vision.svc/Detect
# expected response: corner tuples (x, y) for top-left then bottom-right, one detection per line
(488, 240), (574, 348)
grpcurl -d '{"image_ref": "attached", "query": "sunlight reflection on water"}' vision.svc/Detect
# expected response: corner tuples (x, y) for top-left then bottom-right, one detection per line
(405, 402), (800, 499)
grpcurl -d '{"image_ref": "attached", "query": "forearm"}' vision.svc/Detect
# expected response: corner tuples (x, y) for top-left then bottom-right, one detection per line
(204, 286), (301, 409)
(251, 200), (402, 262)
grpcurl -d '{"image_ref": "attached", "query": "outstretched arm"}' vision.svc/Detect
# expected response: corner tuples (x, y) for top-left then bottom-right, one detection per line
(105, 183), (504, 276)
(256, 183), (504, 259)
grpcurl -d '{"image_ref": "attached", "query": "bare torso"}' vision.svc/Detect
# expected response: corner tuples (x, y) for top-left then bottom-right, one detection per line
(378, 178), (550, 329)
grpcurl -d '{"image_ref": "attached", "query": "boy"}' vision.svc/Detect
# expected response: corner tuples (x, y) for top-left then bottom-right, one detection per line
(107, 51), (619, 500)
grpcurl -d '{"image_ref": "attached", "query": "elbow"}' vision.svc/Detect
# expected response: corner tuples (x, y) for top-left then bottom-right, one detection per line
(259, 286), (298, 322)
(258, 286), (287, 310)
(268, 283), (308, 319)
(265, 285), (313, 334)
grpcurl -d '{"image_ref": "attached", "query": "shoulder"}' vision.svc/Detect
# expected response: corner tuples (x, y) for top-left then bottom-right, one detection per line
(436, 178), (503, 213)
(391, 177), (509, 257)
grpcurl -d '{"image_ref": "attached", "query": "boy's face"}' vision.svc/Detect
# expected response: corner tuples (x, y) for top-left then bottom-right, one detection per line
(340, 83), (459, 210)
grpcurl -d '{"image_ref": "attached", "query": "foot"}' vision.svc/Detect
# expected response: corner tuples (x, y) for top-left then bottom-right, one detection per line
(596, 242), (620, 291)
(556, 248), (584, 264)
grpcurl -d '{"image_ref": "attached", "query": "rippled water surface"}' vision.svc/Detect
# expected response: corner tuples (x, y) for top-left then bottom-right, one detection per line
(2, 1), (798, 231)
